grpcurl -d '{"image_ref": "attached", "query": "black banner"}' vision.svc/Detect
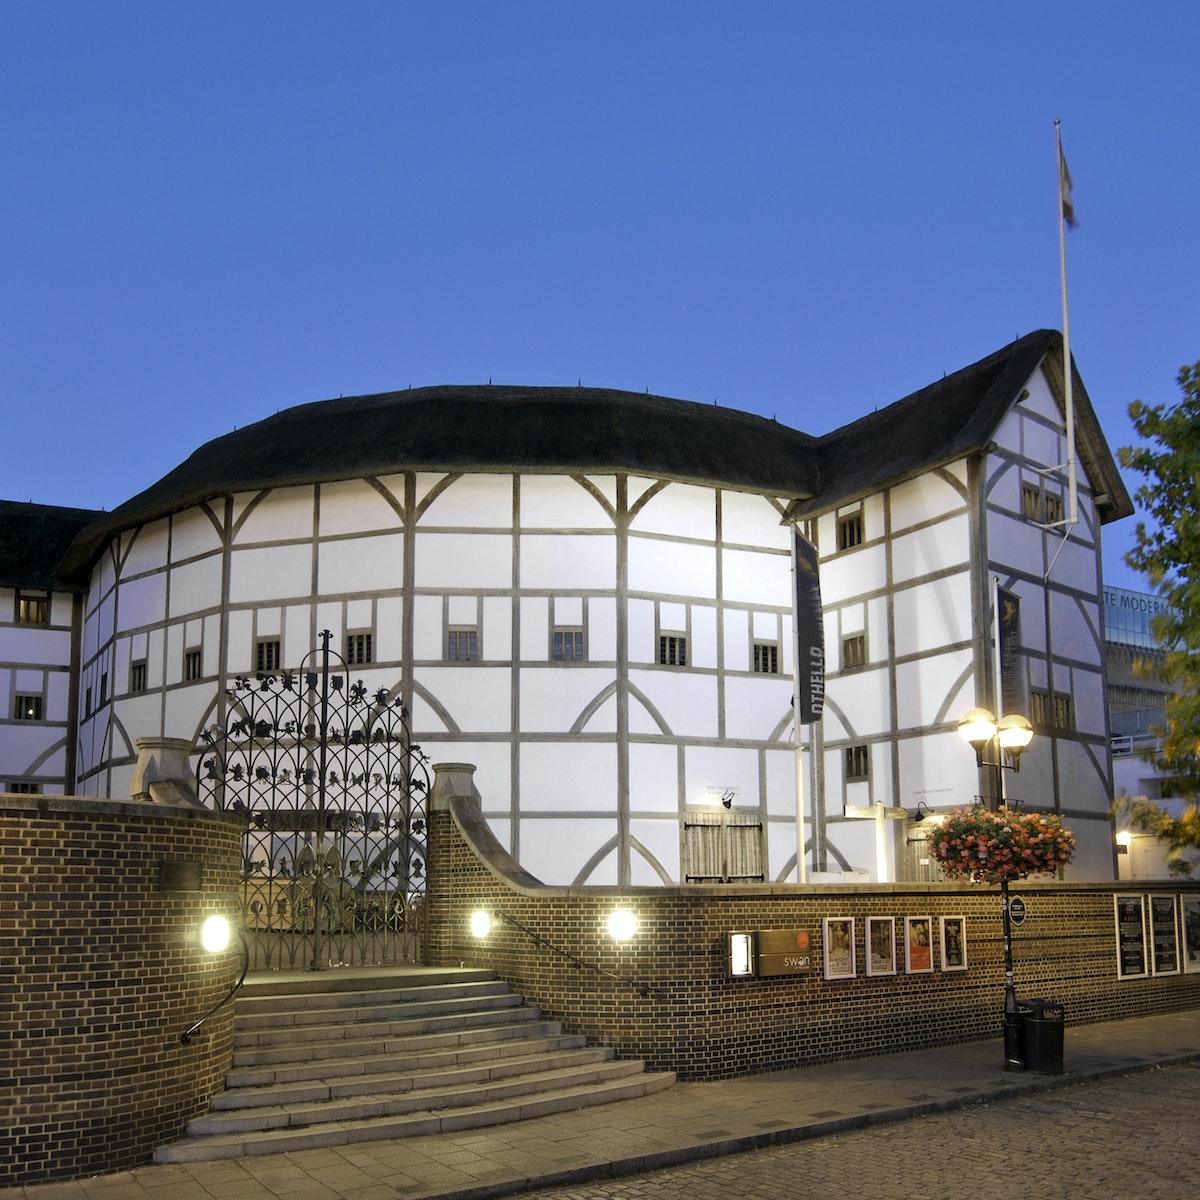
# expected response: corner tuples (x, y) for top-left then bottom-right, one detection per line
(794, 532), (825, 724)
(997, 586), (1022, 716)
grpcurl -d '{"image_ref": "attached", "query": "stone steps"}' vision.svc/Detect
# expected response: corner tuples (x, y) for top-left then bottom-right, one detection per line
(155, 969), (674, 1163)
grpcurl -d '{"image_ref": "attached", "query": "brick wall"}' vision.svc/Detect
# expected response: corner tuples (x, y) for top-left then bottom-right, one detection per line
(425, 766), (1200, 1081)
(2, 794), (243, 1186)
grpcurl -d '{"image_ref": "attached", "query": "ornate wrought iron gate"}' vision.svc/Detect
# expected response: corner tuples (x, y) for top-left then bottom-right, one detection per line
(199, 632), (430, 970)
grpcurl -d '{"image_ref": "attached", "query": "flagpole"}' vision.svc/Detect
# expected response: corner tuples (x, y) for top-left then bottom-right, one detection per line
(1056, 119), (1078, 528)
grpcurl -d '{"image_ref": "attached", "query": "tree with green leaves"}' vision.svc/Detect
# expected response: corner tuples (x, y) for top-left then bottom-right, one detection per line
(1116, 360), (1200, 861)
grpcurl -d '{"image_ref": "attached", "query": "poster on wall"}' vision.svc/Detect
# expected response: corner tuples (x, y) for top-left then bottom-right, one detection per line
(866, 916), (896, 976)
(905, 916), (933, 973)
(1114, 894), (1149, 980)
(1183, 896), (1200, 975)
(1150, 895), (1181, 976)
(939, 916), (968, 971)
(822, 917), (856, 979)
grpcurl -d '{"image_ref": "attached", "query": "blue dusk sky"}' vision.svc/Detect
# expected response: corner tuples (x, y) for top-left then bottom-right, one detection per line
(2, 3), (1195, 592)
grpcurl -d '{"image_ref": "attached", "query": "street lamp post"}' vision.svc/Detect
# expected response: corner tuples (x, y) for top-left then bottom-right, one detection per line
(957, 706), (1034, 1072)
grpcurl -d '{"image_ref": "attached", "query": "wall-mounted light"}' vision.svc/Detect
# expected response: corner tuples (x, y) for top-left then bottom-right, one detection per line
(200, 914), (231, 954)
(914, 801), (934, 822)
(729, 932), (755, 977)
(470, 910), (492, 938)
(607, 910), (637, 941)
(1115, 830), (1132, 848)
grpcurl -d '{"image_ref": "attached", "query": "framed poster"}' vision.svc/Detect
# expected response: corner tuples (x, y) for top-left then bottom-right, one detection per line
(939, 915), (968, 971)
(1150, 894), (1181, 976)
(866, 916), (896, 976)
(1183, 895), (1200, 974)
(822, 917), (856, 980)
(1114, 893), (1149, 980)
(905, 916), (933, 973)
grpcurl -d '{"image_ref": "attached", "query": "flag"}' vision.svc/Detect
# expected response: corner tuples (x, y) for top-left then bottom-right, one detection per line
(996, 587), (1024, 716)
(793, 531), (825, 724)
(1058, 138), (1076, 228)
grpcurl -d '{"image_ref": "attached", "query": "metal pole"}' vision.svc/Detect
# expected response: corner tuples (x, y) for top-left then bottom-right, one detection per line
(996, 753), (1023, 1070)
(311, 629), (332, 971)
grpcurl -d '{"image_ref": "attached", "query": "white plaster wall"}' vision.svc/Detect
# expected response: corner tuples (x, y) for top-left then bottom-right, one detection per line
(317, 533), (404, 594)
(829, 668), (890, 738)
(683, 744), (760, 809)
(626, 599), (656, 664)
(115, 573), (167, 631)
(722, 490), (790, 549)
(628, 741), (681, 812)
(629, 817), (679, 882)
(588, 598), (617, 662)
(411, 595), (443, 660)
(482, 597), (512, 660)
(722, 675), (792, 742)
(237, 487), (316, 543)
(120, 520), (173, 578)
(229, 544), (314, 605)
(519, 816), (619, 884)
(169, 556), (223, 617)
(720, 547), (791, 607)
(319, 479), (403, 537)
(689, 605), (718, 670)
(629, 669), (718, 739)
(627, 537), (716, 598)
(898, 729), (977, 808)
(420, 475), (513, 527)
(518, 669), (615, 732)
(415, 533), (512, 589)
(630, 482), (714, 538)
(520, 476), (614, 528)
(892, 572), (973, 659)
(889, 466), (967, 532)
(417, 667), (513, 733)
(894, 649), (973, 731)
(520, 534), (615, 591)
(891, 514), (970, 586)
(519, 597), (550, 661)
(818, 543), (887, 600)
(518, 742), (618, 811)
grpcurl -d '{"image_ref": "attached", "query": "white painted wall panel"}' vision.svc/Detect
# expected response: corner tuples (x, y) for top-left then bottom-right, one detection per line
(830, 668), (890, 737)
(482, 597), (512, 660)
(629, 818), (678, 883)
(420, 475), (512, 528)
(225, 609), (253, 672)
(630, 482), (714, 538)
(518, 669), (615, 732)
(723, 676), (792, 742)
(894, 648), (973, 730)
(417, 667), (512, 732)
(684, 744), (758, 809)
(628, 741), (680, 813)
(1, 626), (65, 665)
(1050, 591), (1102, 662)
(283, 606), (312, 663)
(721, 490), (789, 550)
(415, 533), (512, 589)
(520, 476), (614, 529)
(121, 521), (172, 579)
(627, 537), (715, 598)
(589, 598), (617, 662)
(767, 747), (803, 818)
(891, 514), (970, 585)
(892, 571), (972, 659)
(522, 817), (618, 884)
(520, 597), (550, 661)
(889, 469), (967, 532)
(229, 544), (313, 605)
(818, 544), (886, 601)
(519, 742), (617, 810)
(720, 547), (790, 606)
(627, 599), (655, 664)
(319, 479), (402, 537)
(519, 533), (615, 591)
(317, 533), (404, 594)
(629, 670), (718, 738)
(412, 595), (442, 660)
(236, 487), (315, 543)
(723, 610), (750, 672)
(376, 596), (403, 662)
(690, 604), (717, 670)
(115, 574), (166, 631)
(167, 557), (221, 618)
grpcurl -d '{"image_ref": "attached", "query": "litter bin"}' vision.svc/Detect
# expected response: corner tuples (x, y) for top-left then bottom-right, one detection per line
(1018, 999), (1064, 1074)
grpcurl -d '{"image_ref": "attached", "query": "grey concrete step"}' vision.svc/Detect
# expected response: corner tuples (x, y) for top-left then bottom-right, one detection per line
(155, 1071), (678, 1163)
(189, 1057), (645, 1136)
(217, 1043), (606, 1107)
(156, 968), (675, 1165)
(225, 1028), (589, 1089)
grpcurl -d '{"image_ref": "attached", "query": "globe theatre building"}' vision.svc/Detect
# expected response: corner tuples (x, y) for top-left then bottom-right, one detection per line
(2, 330), (1133, 885)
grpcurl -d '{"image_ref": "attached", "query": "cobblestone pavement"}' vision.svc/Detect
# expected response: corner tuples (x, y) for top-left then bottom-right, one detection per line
(519, 1063), (1200, 1200)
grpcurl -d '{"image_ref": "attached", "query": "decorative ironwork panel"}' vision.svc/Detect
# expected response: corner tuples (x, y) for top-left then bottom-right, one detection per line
(199, 632), (430, 970)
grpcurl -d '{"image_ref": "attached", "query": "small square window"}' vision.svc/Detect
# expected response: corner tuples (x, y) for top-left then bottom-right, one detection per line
(447, 628), (479, 661)
(845, 744), (870, 780)
(85, 686), (93, 717)
(346, 632), (373, 665)
(1021, 484), (1042, 521)
(184, 649), (203, 682)
(837, 512), (864, 551)
(659, 634), (687, 667)
(752, 643), (779, 674)
(130, 661), (147, 693)
(1044, 494), (1064, 524)
(17, 591), (49, 625)
(99, 672), (108, 707)
(15, 695), (43, 721)
(256, 639), (282, 673)
(1053, 693), (1074, 730)
(553, 628), (585, 661)
(842, 633), (866, 670)
(8, 781), (40, 794)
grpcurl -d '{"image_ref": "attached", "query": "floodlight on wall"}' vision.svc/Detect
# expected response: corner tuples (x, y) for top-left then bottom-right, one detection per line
(1115, 830), (1133, 848)
(200, 914), (231, 954)
(607, 910), (637, 941)
(729, 932), (755, 977)
(470, 910), (492, 938)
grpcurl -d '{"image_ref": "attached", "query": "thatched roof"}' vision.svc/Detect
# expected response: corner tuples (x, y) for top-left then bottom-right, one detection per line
(33, 330), (1131, 587)
(0, 500), (101, 590)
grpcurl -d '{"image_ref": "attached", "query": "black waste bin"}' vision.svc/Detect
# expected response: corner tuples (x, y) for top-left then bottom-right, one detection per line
(1018, 999), (1064, 1074)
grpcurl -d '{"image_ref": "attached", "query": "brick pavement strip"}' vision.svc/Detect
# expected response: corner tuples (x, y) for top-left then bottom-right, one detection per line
(516, 1064), (1200, 1200)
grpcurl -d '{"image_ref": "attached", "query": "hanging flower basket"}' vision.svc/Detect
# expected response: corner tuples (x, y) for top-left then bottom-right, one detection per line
(927, 805), (1076, 884)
